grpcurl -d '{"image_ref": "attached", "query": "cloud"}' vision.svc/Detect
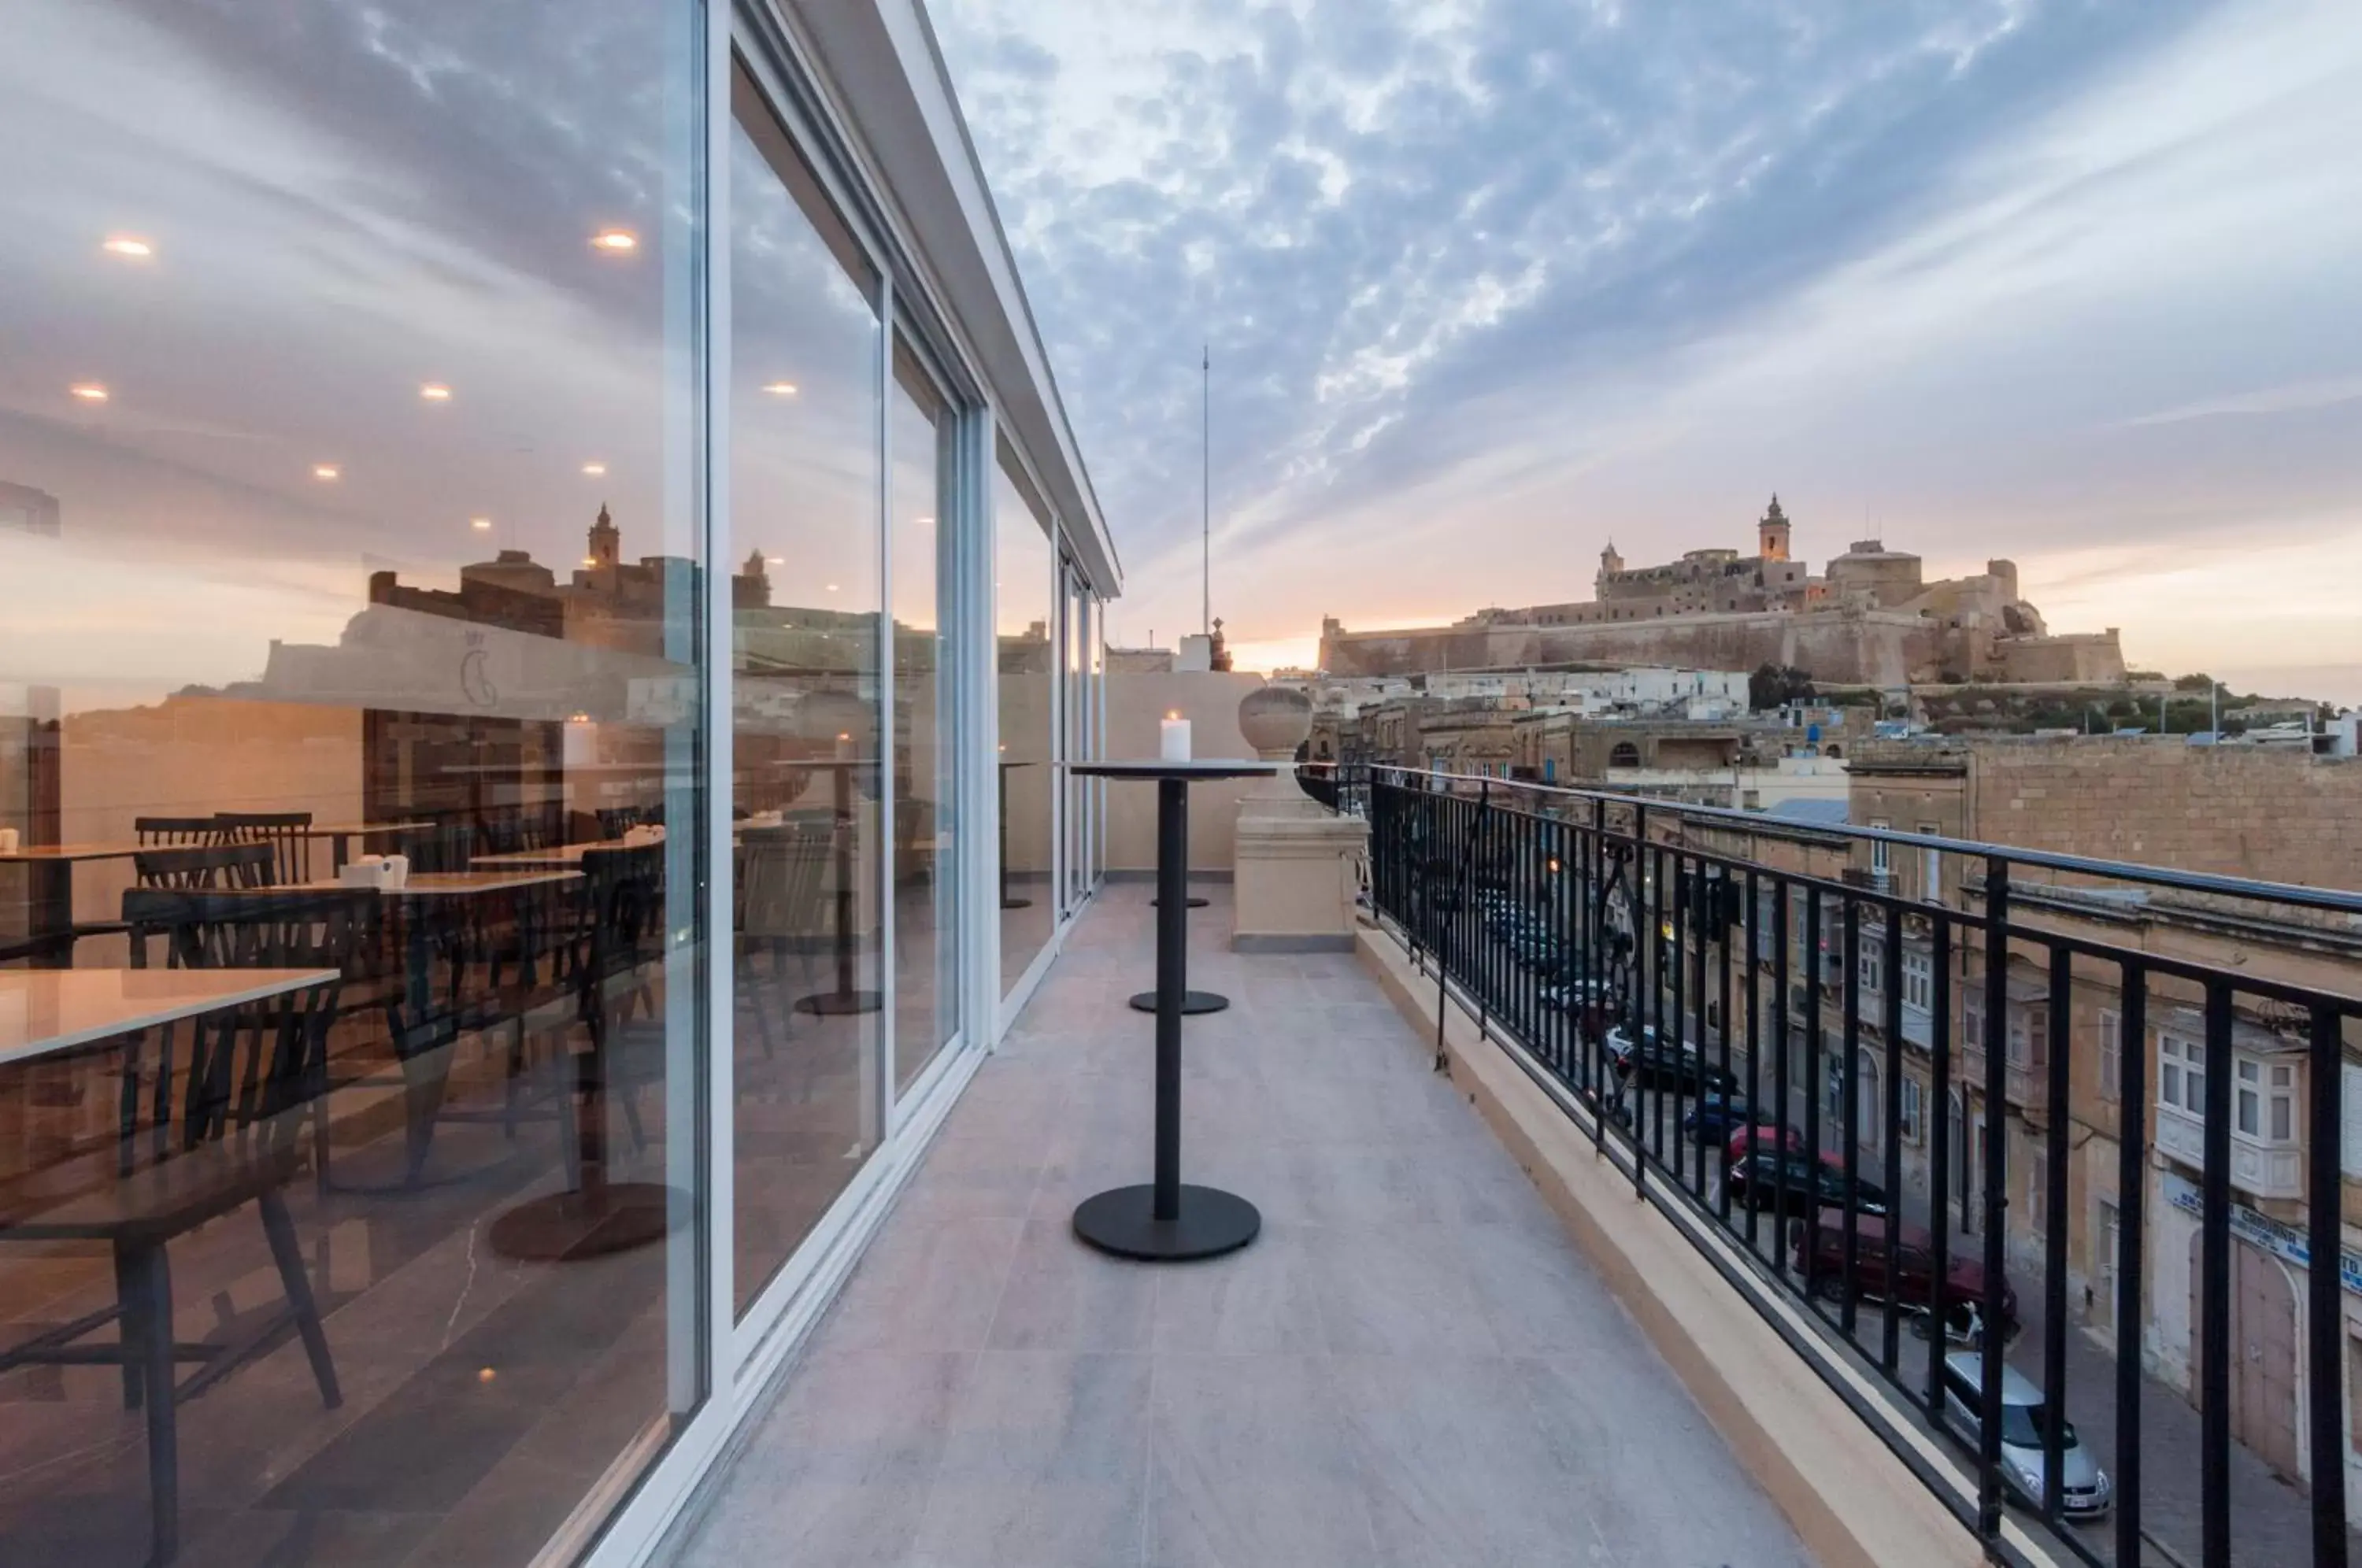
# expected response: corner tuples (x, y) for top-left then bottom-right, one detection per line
(935, 0), (2362, 690)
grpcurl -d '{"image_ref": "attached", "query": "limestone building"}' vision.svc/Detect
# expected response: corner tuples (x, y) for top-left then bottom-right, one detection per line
(1318, 495), (2127, 687)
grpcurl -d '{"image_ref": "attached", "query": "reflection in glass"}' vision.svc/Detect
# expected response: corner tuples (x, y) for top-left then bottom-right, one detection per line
(994, 454), (1056, 993)
(727, 94), (884, 1320)
(0, 4), (705, 1563)
(890, 349), (960, 1088)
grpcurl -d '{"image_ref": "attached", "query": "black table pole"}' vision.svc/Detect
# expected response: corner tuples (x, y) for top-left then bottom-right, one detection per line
(1072, 765), (1260, 1261)
(1151, 777), (1185, 1217)
(798, 760), (882, 1016)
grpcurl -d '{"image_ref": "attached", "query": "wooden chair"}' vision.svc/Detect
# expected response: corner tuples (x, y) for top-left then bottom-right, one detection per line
(0, 887), (361, 1565)
(559, 845), (668, 1166)
(132, 841), (279, 892)
(133, 816), (223, 849)
(737, 821), (833, 1059)
(213, 811), (315, 887)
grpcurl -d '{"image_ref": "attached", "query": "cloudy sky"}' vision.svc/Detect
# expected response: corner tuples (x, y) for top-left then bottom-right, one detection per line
(933, 0), (2362, 698)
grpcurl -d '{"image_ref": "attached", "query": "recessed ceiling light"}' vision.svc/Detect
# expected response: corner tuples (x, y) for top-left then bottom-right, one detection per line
(762, 381), (798, 397)
(765, 556), (784, 566)
(70, 383), (109, 402)
(581, 461), (607, 476)
(915, 516), (935, 526)
(313, 464), (341, 481)
(590, 229), (639, 253)
(471, 516), (493, 531)
(824, 582), (839, 592)
(583, 556), (599, 567)
(420, 383), (452, 401)
(102, 236), (154, 259)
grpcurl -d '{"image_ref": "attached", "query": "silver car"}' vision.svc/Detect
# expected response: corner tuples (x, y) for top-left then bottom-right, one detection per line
(1942, 1352), (2112, 1518)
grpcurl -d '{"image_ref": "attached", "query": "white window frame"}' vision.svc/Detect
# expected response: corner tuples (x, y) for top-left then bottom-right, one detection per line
(1869, 817), (1891, 877)
(1901, 1075), (1924, 1144)
(2097, 1007), (2122, 1104)
(2160, 1031), (2205, 1115)
(1902, 949), (1933, 1015)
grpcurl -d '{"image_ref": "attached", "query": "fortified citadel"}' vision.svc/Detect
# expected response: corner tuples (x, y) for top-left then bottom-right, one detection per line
(1317, 497), (2127, 687)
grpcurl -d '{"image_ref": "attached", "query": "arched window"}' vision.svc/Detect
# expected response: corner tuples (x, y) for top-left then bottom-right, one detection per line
(1823, 743), (1843, 758)
(1857, 1050), (1880, 1143)
(1609, 741), (1640, 768)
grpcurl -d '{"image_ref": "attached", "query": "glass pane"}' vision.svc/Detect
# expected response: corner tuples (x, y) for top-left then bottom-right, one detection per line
(889, 344), (958, 1089)
(994, 455), (1054, 993)
(727, 91), (883, 1320)
(1063, 575), (1090, 912)
(0, 3), (707, 1562)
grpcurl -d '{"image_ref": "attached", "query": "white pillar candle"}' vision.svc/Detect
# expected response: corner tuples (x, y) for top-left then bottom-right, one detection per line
(1159, 714), (1191, 761)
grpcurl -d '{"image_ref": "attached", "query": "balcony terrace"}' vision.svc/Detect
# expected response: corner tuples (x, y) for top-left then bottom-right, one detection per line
(669, 883), (1812, 1567)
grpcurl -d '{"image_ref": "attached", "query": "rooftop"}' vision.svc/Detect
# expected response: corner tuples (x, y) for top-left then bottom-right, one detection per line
(671, 885), (1809, 1568)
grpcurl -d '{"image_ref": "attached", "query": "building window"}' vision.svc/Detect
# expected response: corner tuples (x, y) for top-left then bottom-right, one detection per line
(2097, 1008), (2122, 1103)
(1901, 1076), (1924, 1143)
(2235, 1059), (2297, 1143)
(1902, 949), (1934, 1014)
(2027, 1148), (2047, 1233)
(1964, 993), (1986, 1052)
(1857, 935), (1884, 1000)
(1869, 818), (1890, 877)
(2160, 1033), (2206, 1115)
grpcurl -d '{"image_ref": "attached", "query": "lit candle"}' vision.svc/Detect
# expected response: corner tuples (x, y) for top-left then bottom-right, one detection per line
(1160, 712), (1191, 761)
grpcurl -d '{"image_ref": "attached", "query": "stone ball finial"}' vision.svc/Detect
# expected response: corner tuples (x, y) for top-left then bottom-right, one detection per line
(1238, 684), (1312, 759)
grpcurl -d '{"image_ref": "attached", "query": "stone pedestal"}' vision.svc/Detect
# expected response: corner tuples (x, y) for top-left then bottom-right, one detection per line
(1231, 686), (1368, 953)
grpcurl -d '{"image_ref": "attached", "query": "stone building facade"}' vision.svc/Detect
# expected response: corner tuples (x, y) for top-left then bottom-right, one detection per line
(1318, 496), (2127, 687)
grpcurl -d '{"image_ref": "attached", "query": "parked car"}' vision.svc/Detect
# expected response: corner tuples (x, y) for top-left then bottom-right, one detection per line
(1724, 1122), (1809, 1164)
(1790, 1213), (2020, 1344)
(1606, 1025), (1739, 1096)
(1940, 1352), (2112, 1518)
(1724, 1152), (1888, 1218)
(1682, 1091), (1759, 1142)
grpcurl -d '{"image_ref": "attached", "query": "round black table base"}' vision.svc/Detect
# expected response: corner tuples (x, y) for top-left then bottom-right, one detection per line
(1128, 989), (1228, 1015)
(1072, 1184), (1261, 1262)
(489, 1182), (678, 1262)
(1000, 897), (1034, 910)
(1149, 896), (1210, 909)
(795, 989), (884, 1016)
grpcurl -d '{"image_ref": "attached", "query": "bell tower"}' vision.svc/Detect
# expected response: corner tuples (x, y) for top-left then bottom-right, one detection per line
(587, 502), (620, 569)
(1597, 538), (1624, 588)
(1757, 494), (1790, 563)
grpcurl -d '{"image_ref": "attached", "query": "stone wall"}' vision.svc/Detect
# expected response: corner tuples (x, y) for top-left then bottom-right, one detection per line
(1960, 739), (2362, 890)
(1321, 608), (1944, 686)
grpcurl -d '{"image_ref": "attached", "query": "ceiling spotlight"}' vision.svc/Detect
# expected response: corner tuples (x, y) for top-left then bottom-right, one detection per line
(420, 383), (452, 401)
(761, 380), (798, 397)
(765, 556), (784, 566)
(824, 582), (839, 593)
(70, 383), (109, 402)
(313, 464), (342, 481)
(583, 556), (598, 567)
(590, 229), (639, 253)
(471, 516), (493, 531)
(102, 236), (154, 259)
(581, 461), (607, 476)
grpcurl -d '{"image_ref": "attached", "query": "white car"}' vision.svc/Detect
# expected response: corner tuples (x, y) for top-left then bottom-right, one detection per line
(1941, 1352), (2112, 1519)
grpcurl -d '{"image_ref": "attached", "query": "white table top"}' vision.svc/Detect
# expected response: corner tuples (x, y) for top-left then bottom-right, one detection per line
(0, 968), (339, 1067)
(305, 870), (583, 897)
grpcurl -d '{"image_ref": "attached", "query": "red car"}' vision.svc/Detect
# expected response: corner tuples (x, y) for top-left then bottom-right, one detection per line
(1792, 1211), (2020, 1343)
(1725, 1122), (1808, 1164)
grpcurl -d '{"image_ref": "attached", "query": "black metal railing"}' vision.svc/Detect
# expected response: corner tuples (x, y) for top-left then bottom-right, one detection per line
(1294, 760), (1368, 817)
(1359, 764), (2362, 1568)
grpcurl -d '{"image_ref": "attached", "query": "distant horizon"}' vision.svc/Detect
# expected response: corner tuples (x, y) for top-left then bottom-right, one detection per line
(938, 2), (2362, 712)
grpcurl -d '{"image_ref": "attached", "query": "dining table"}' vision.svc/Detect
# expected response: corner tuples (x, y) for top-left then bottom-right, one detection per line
(1, 967), (341, 1068)
(0, 841), (146, 966)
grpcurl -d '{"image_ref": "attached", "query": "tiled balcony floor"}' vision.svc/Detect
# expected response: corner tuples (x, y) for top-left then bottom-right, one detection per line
(677, 883), (1812, 1568)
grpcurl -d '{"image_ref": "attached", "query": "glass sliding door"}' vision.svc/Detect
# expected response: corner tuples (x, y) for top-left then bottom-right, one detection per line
(887, 341), (960, 1090)
(1061, 565), (1094, 912)
(0, 3), (710, 1563)
(993, 449), (1057, 995)
(725, 77), (885, 1322)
